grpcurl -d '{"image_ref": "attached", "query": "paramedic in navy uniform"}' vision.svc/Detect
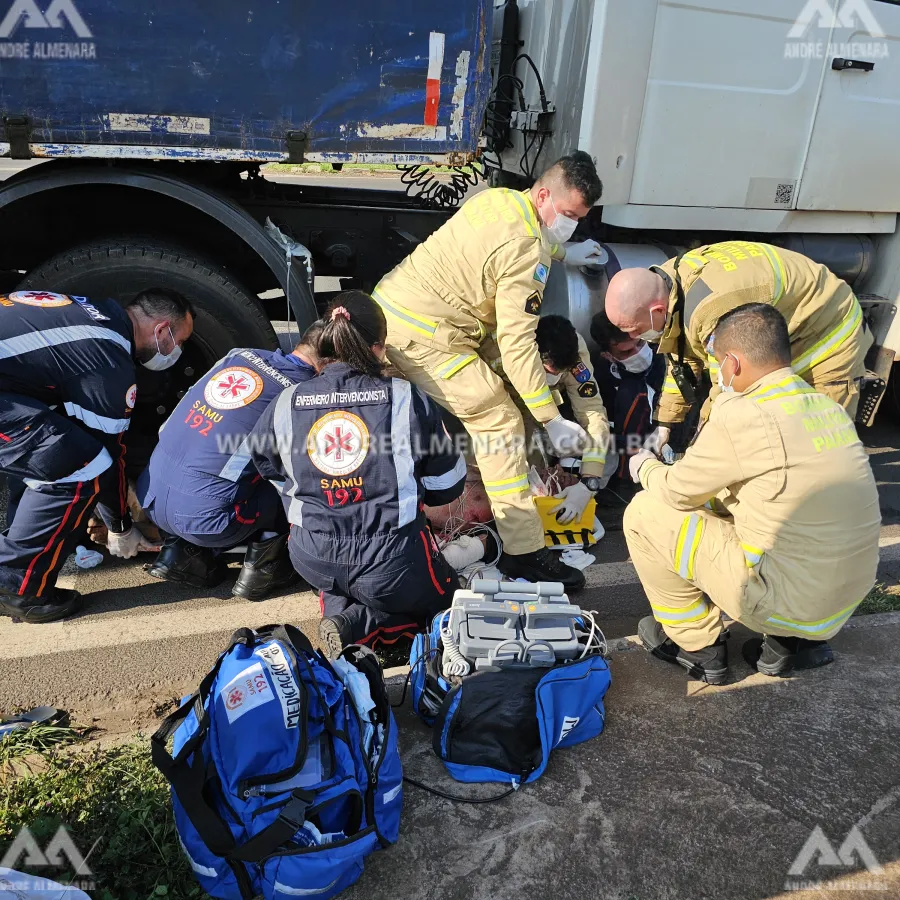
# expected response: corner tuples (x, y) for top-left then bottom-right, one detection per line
(0, 288), (194, 623)
(251, 291), (466, 657)
(137, 322), (324, 601)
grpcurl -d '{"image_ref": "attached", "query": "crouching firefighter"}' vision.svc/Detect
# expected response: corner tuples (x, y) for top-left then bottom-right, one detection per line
(137, 322), (323, 599)
(250, 292), (466, 657)
(624, 304), (880, 682)
(0, 288), (194, 623)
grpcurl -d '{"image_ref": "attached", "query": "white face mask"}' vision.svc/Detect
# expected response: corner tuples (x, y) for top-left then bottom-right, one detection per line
(543, 194), (579, 244)
(621, 342), (654, 374)
(545, 370), (563, 386)
(716, 354), (736, 393)
(638, 308), (664, 343)
(142, 324), (183, 372)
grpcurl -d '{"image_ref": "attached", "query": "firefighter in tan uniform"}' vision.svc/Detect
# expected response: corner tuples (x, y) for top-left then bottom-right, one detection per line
(623, 304), (880, 683)
(532, 316), (610, 521)
(374, 152), (604, 588)
(605, 241), (872, 450)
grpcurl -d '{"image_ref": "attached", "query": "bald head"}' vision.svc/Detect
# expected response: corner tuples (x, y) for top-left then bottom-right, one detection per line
(604, 268), (670, 340)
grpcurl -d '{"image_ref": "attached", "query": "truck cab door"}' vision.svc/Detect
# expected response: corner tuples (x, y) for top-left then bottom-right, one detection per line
(797, 1), (900, 212)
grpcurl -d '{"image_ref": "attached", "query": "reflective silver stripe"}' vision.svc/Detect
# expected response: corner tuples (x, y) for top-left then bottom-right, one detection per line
(382, 783), (402, 804)
(23, 447), (112, 489)
(0, 325), (131, 360)
(273, 878), (340, 896)
(63, 401), (130, 434)
(391, 378), (418, 527)
(421, 453), (466, 491)
(218, 435), (253, 482)
(178, 837), (217, 878)
(274, 387), (303, 526)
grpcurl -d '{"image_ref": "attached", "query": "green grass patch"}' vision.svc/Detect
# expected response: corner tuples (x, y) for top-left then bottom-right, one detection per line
(0, 728), (199, 900)
(856, 582), (900, 616)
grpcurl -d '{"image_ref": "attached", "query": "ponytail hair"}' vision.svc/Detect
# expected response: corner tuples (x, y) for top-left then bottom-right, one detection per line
(318, 291), (388, 377)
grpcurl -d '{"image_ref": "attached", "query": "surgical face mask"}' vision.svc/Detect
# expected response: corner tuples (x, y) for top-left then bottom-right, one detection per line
(545, 370), (563, 386)
(543, 194), (578, 244)
(141, 324), (183, 372)
(717, 354), (737, 393)
(621, 342), (654, 374)
(638, 308), (663, 343)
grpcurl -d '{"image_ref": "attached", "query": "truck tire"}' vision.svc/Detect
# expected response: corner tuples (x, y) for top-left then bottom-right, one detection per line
(18, 237), (279, 472)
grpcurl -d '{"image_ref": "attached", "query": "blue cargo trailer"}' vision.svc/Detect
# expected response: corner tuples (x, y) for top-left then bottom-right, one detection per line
(0, 0), (492, 163)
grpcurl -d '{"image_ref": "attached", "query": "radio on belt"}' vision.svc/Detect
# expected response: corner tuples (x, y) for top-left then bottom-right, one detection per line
(446, 579), (586, 670)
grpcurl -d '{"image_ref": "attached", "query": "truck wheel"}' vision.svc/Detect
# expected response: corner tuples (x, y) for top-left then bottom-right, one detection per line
(18, 237), (279, 473)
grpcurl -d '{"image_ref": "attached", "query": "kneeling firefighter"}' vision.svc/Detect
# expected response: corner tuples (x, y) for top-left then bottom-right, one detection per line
(250, 291), (467, 657)
(136, 322), (323, 599)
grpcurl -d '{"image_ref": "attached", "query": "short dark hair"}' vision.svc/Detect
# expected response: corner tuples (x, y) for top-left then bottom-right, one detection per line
(590, 312), (630, 351)
(318, 290), (387, 378)
(713, 303), (791, 367)
(296, 318), (325, 350)
(536, 315), (580, 370)
(126, 288), (195, 323)
(541, 150), (603, 206)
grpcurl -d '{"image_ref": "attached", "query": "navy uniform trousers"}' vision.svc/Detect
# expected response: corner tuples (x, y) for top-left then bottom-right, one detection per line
(0, 394), (114, 597)
(289, 519), (458, 647)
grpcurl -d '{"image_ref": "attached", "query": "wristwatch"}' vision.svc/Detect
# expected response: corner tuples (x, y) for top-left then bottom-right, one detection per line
(581, 477), (602, 493)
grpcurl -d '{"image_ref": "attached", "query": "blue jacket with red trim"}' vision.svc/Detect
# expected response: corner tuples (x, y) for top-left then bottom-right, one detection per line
(0, 290), (135, 529)
(139, 348), (316, 529)
(250, 362), (466, 537)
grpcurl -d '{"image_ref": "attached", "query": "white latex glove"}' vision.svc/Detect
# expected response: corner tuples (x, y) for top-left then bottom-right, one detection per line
(629, 449), (657, 484)
(107, 527), (144, 559)
(564, 240), (605, 268)
(545, 415), (590, 456)
(552, 480), (594, 525)
(648, 426), (671, 458)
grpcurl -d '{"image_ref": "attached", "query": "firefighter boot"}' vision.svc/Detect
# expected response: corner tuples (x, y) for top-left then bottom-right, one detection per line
(0, 588), (82, 624)
(742, 634), (834, 676)
(498, 547), (586, 591)
(638, 616), (730, 685)
(232, 534), (300, 601)
(148, 536), (229, 589)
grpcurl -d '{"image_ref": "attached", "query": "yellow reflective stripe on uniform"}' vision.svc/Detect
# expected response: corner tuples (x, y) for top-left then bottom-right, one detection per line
(506, 190), (540, 240)
(792, 301), (863, 376)
(673, 514), (704, 580)
(520, 385), (554, 410)
(741, 541), (764, 568)
(758, 243), (786, 304)
(681, 253), (705, 270)
(484, 474), (530, 496)
(753, 375), (815, 404)
(372, 287), (438, 338)
(707, 355), (720, 379)
(764, 600), (859, 636)
(650, 597), (709, 625)
(663, 372), (681, 395)
(436, 353), (477, 379)
(582, 449), (606, 464)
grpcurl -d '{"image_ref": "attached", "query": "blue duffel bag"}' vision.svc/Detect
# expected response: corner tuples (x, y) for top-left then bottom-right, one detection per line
(408, 611), (611, 786)
(151, 624), (402, 900)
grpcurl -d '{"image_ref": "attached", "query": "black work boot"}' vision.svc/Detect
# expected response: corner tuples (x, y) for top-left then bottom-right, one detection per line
(0, 588), (82, 624)
(638, 616), (729, 685)
(147, 536), (229, 589)
(318, 615), (355, 660)
(742, 634), (834, 676)
(232, 535), (300, 601)
(498, 547), (586, 591)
